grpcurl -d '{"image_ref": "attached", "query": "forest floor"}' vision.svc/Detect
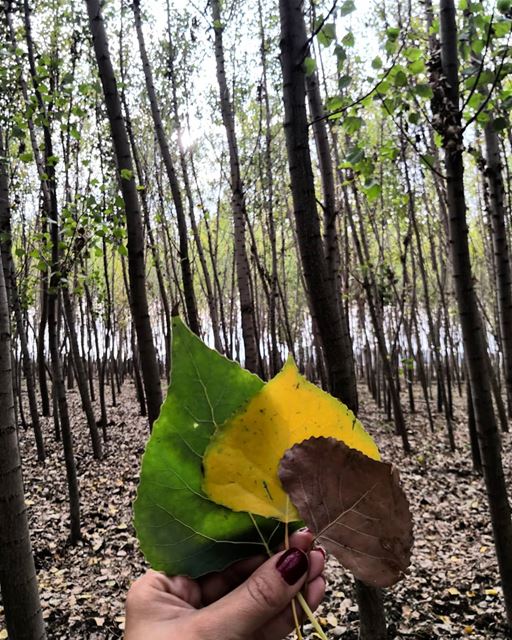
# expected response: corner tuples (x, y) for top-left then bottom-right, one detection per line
(0, 381), (510, 639)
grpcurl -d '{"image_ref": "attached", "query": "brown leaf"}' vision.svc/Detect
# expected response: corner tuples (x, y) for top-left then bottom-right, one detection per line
(279, 436), (413, 587)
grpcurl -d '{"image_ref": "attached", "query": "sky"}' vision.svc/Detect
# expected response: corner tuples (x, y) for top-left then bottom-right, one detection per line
(142, 0), (381, 145)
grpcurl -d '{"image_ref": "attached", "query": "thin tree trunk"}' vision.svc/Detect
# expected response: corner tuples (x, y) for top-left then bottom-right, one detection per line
(211, 0), (261, 374)
(0, 128), (45, 461)
(0, 233), (46, 640)
(62, 286), (102, 459)
(132, 0), (199, 336)
(484, 122), (512, 419)
(21, 0), (80, 542)
(85, 0), (162, 426)
(278, 1), (387, 637)
(438, 0), (512, 624)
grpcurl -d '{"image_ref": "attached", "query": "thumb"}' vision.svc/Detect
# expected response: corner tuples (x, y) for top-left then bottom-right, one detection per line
(205, 548), (309, 637)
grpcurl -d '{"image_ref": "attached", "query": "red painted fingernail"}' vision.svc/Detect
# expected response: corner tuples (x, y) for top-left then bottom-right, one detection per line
(276, 548), (309, 585)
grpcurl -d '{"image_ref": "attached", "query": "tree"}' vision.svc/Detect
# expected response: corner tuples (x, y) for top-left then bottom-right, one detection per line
(132, 0), (200, 337)
(210, 0), (262, 375)
(437, 0), (512, 624)
(278, 0), (387, 636)
(0, 203), (45, 639)
(85, 0), (162, 426)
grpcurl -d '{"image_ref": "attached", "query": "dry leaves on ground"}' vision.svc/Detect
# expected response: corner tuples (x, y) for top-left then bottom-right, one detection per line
(0, 381), (510, 639)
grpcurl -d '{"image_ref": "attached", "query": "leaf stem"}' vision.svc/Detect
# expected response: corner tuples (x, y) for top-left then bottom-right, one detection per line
(249, 513), (328, 640)
(291, 598), (304, 640)
(296, 592), (329, 640)
(249, 513), (272, 557)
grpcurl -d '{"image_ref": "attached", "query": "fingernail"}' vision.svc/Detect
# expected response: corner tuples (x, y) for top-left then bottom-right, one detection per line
(297, 526), (311, 533)
(314, 546), (327, 559)
(276, 548), (309, 585)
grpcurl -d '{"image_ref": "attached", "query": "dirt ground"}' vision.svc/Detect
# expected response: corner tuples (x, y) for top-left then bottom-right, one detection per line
(0, 381), (510, 639)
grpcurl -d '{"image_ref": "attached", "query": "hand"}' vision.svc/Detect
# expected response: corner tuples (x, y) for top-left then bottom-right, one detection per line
(125, 530), (326, 640)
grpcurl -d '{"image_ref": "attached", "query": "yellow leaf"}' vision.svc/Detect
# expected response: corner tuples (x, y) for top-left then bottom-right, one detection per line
(485, 588), (498, 596)
(0, 630), (8, 639)
(447, 587), (460, 595)
(203, 358), (380, 520)
(464, 626), (474, 634)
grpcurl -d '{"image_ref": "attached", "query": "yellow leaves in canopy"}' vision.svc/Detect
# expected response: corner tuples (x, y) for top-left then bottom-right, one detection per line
(202, 358), (380, 522)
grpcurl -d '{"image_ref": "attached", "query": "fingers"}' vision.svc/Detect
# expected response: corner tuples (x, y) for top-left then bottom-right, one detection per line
(199, 528), (315, 605)
(199, 554), (267, 605)
(198, 547), (310, 637)
(126, 570), (202, 613)
(287, 528), (315, 551)
(307, 547), (325, 583)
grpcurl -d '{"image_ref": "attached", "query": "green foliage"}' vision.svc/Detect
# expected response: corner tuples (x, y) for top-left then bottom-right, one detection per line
(303, 56), (317, 76)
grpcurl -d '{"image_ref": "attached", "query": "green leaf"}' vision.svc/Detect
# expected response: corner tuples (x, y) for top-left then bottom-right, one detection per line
(404, 47), (422, 62)
(493, 116), (509, 132)
(120, 168), (134, 181)
(334, 45), (347, 64)
(19, 151), (33, 163)
(303, 56), (317, 77)
(342, 31), (355, 47)
(134, 317), (286, 577)
(386, 26), (400, 41)
(408, 59), (425, 75)
(343, 115), (363, 134)
(372, 56), (383, 69)
(338, 74), (352, 90)
(420, 154), (436, 169)
(346, 146), (365, 165)
(414, 84), (433, 98)
(394, 70), (408, 87)
(318, 23), (336, 47)
(363, 180), (382, 202)
(326, 95), (344, 112)
(339, 0), (356, 16)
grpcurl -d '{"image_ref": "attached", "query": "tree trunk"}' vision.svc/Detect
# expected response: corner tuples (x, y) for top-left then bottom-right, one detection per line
(21, 0), (81, 543)
(211, 0), (261, 375)
(438, 0), (512, 624)
(278, 1), (387, 637)
(62, 286), (102, 459)
(132, 0), (200, 337)
(484, 122), (512, 419)
(85, 0), (162, 426)
(0, 234), (46, 640)
(0, 128), (45, 461)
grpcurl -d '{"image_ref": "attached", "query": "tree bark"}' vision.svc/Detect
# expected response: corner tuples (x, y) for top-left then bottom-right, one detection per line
(0, 128), (45, 461)
(85, 0), (162, 426)
(438, 0), (512, 624)
(278, 0), (357, 405)
(62, 286), (102, 459)
(211, 0), (262, 374)
(132, 0), (200, 337)
(484, 122), (512, 418)
(0, 226), (46, 640)
(278, 1), (387, 637)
